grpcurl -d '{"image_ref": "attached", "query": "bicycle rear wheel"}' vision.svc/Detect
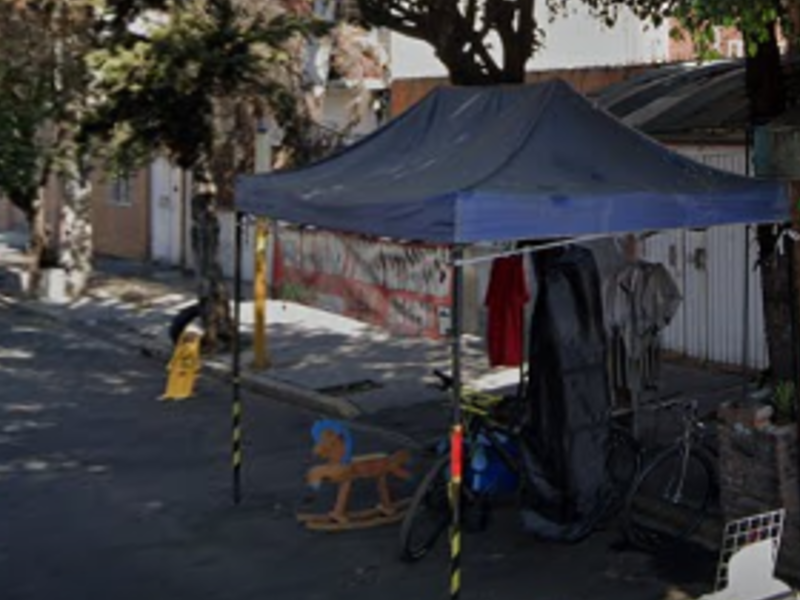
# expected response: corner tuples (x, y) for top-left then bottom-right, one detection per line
(622, 445), (715, 551)
(399, 454), (451, 562)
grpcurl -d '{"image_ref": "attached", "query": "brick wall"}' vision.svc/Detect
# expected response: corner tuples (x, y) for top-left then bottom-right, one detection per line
(2, 168), (149, 262)
(390, 63), (654, 116)
(1, 178), (68, 238)
(667, 19), (789, 62)
(718, 403), (800, 579)
(91, 168), (150, 261)
(0, 200), (25, 231)
(669, 25), (746, 61)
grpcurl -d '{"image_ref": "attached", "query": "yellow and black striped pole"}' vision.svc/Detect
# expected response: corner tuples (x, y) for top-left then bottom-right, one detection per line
(449, 246), (465, 599)
(232, 212), (244, 504)
(450, 423), (464, 599)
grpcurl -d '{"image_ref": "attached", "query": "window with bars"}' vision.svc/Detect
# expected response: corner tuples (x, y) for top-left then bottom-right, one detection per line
(109, 172), (134, 207)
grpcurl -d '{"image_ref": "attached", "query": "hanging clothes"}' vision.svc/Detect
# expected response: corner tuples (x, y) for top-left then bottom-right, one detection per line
(485, 255), (529, 367)
(605, 260), (682, 394)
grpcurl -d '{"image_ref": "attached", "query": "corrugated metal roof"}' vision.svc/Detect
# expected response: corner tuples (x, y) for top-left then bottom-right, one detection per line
(594, 59), (800, 144)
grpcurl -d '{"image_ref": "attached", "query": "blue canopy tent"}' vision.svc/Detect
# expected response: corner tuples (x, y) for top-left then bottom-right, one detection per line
(236, 79), (786, 243)
(230, 79), (788, 599)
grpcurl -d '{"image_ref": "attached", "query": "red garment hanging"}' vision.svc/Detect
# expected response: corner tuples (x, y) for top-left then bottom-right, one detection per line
(485, 255), (529, 367)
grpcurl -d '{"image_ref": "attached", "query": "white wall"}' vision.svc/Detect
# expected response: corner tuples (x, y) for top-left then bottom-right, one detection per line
(391, 35), (449, 80)
(390, 4), (669, 80)
(532, 5), (668, 70)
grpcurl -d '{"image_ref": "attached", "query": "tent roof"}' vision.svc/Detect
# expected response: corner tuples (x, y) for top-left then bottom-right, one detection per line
(235, 79), (788, 244)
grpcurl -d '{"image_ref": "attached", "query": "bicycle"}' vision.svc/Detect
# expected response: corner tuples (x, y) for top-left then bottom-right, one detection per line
(621, 397), (718, 551)
(399, 370), (642, 562)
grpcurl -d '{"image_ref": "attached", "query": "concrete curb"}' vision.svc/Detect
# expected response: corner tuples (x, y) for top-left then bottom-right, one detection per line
(135, 338), (361, 420)
(0, 291), (362, 420)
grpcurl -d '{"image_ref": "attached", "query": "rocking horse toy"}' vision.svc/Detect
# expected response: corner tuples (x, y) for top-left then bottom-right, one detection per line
(298, 420), (413, 531)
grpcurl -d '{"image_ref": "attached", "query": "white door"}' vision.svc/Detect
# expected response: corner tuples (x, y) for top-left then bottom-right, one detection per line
(150, 158), (183, 266)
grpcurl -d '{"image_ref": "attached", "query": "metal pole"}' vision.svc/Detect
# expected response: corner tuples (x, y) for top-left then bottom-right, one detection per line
(788, 235), (800, 420)
(742, 99), (754, 401)
(232, 212), (244, 504)
(449, 246), (464, 600)
(252, 121), (272, 369)
(252, 218), (270, 369)
(742, 225), (752, 401)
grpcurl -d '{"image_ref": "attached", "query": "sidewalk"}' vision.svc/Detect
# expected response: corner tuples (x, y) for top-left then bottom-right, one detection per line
(0, 231), (744, 446)
(0, 232), (519, 431)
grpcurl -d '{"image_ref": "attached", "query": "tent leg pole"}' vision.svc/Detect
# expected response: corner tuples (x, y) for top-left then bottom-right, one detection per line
(741, 225), (752, 401)
(232, 212), (244, 505)
(449, 246), (464, 600)
(788, 233), (799, 420)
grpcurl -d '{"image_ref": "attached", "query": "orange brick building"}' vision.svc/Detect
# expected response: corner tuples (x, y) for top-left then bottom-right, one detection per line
(0, 168), (151, 261)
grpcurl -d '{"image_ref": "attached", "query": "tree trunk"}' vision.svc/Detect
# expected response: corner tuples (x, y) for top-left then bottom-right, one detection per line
(190, 157), (233, 352)
(746, 23), (790, 380)
(58, 158), (93, 299)
(21, 187), (50, 294)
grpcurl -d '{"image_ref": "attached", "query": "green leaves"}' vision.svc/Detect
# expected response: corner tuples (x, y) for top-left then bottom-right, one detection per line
(89, 0), (327, 174)
(0, 0), (97, 212)
(665, 0), (790, 58)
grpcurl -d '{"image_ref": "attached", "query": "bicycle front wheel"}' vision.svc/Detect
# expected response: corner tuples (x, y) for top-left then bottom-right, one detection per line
(607, 426), (642, 503)
(622, 445), (715, 551)
(399, 454), (451, 562)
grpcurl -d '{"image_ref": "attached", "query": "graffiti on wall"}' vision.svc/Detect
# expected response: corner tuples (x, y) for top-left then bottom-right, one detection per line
(274, 228), (452, 339)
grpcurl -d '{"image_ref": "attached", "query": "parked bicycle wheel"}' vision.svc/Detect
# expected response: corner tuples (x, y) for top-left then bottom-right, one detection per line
(399, 454), (451, 562)
(622, 445), (716, 550)
(606, 426), (642, 508)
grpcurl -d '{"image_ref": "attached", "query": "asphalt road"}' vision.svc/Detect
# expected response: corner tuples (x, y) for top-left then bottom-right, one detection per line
(0, 305), (713, 600)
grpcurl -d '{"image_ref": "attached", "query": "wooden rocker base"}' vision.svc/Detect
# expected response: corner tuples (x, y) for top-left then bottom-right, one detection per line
(297, 498), (411, 532)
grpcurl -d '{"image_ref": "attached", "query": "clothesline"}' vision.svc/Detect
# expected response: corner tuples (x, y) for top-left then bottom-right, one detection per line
(452, 226), (730, 267)
(454, 233), (627, 267)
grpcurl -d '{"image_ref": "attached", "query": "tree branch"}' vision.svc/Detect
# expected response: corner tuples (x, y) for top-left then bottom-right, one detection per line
(358, 0), (424, 39)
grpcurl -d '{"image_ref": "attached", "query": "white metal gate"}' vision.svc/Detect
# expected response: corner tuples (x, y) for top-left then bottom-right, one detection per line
(643, 146), (768, 369)
(150, 157), (184, 266)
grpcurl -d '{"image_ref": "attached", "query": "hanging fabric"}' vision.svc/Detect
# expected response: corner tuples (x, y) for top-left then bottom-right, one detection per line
(484, 255), (529, 367)
(520, 245), (612, 542)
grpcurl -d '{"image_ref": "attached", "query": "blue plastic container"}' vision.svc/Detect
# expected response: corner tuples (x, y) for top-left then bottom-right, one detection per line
(468, 433), (519, 495)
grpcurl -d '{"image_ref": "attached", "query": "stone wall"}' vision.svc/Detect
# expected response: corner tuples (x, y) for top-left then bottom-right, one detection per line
(718, 402), (800, 579)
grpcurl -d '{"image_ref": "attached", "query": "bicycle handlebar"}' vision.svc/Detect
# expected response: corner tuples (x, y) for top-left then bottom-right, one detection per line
(432, 369), (454, 391)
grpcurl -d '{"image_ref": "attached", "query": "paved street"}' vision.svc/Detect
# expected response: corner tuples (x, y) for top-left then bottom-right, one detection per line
(1, 306), (716, 600)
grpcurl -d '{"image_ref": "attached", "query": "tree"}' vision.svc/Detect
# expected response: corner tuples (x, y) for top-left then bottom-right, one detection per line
(88, 0), (326, 350)
(0, 2), (54, 277)
(357, 0), (672, 85)
(0, 0), (97, 293)
(661, 0), (798, 382)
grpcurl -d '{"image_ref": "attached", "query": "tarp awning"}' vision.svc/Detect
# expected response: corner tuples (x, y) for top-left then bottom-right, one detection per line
(235, 80), (788, 244)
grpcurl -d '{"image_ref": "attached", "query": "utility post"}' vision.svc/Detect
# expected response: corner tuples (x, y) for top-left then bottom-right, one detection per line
(252, 119), (272, 370)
